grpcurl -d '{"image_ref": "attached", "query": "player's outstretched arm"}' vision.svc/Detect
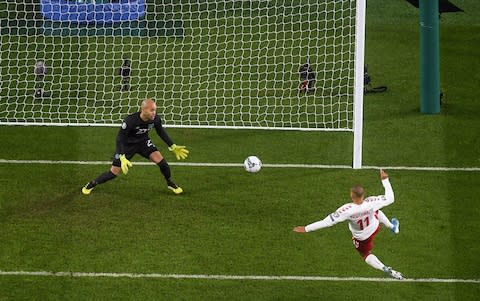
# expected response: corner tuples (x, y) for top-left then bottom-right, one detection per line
(293, 214), (340, 233)
(380, 169), (394, 205)
(154, 118), (189, 160)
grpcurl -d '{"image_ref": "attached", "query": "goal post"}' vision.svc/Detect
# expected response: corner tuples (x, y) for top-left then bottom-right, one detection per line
(353, 0), (366, 169)
(0, 0), (365, 168)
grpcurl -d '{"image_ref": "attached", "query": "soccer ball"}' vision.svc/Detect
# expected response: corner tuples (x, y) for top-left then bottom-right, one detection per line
(244, 156), (262, 173)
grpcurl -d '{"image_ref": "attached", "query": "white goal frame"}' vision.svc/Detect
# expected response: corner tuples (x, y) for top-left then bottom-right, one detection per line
(353, 0), (366, 169)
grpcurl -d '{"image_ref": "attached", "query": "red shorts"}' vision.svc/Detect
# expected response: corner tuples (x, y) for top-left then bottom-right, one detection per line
(352, 225), (381, 259)
(299, 80), (309, 91)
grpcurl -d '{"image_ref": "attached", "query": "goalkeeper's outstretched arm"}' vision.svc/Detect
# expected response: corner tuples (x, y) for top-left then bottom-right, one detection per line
(154, 117), (174, 146)
(154, 117), (189, 160)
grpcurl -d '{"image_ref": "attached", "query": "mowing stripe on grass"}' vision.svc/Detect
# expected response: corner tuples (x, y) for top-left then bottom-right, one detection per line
(0, 159), (479, 172)
(0, 271), (479, 284)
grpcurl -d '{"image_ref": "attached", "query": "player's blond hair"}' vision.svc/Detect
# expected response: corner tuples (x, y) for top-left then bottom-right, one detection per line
(351, 185), (365, 199)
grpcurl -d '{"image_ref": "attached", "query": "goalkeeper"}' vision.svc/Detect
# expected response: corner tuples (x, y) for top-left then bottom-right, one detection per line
(82, 98), (189, 195)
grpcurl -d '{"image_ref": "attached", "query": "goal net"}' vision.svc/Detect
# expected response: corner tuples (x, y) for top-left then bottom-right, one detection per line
(0, 0), (364, 133)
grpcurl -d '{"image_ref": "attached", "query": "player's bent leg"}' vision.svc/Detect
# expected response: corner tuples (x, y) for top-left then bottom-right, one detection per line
(377, 210), (394, 230)
(357, 230), (404, 280)
(82, 166), (120, 195)
(150, 152), (183, 195)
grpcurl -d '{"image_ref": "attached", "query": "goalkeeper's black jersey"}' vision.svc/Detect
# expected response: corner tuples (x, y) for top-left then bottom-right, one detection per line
(116, 112), (173, 153)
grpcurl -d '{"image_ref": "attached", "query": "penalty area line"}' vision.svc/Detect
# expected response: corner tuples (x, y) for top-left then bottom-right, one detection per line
(0, 271), (478, 284)
(0, 159), (479, 172)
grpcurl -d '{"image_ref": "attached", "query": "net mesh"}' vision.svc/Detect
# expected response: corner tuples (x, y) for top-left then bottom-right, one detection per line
(0, 0), (356, 130)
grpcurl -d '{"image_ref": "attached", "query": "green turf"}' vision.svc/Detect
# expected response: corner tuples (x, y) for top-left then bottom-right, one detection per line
(0, 166), (479, 300)
(0, 277), (478, 301)
(1, 0), (480, 300)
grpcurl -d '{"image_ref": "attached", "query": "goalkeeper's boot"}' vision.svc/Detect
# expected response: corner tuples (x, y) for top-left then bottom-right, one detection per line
(391, 218), (400, 234)
(167, 180), (183, 195)
(383, 266), (404, 280)
(82, 183), (94, 195)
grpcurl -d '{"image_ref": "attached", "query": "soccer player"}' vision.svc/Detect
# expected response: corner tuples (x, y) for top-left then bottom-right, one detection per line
(82, 98), (189, 195)
(293, 169), (403, 280)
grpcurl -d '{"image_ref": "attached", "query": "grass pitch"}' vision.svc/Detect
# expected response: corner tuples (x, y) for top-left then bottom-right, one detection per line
(1, 0), (480, 300)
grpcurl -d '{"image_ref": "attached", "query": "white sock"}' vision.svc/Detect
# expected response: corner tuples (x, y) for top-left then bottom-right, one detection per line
(377, 210), (393, 229)
(365, 254), (385, 271)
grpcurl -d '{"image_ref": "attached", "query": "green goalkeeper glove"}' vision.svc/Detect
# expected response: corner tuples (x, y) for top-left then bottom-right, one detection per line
(119, 154), (132, 175)
(168, 144), (189, 160)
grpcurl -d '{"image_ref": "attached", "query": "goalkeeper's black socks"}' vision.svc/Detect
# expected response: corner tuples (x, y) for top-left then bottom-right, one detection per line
(157, 159), (172, 181)
(157, 159), (179, 188)
(87, 171), (117, 188)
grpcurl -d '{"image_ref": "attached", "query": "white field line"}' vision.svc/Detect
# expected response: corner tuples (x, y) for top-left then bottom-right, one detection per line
(0, 270), (478, 284)
(0, 159), (479, 172)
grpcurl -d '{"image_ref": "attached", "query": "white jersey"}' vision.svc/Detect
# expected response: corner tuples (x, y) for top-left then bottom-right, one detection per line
(305, 179), (394, 241)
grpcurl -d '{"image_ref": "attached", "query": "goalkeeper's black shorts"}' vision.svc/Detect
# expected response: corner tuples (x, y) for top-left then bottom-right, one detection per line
(112, 139), (158, 167)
